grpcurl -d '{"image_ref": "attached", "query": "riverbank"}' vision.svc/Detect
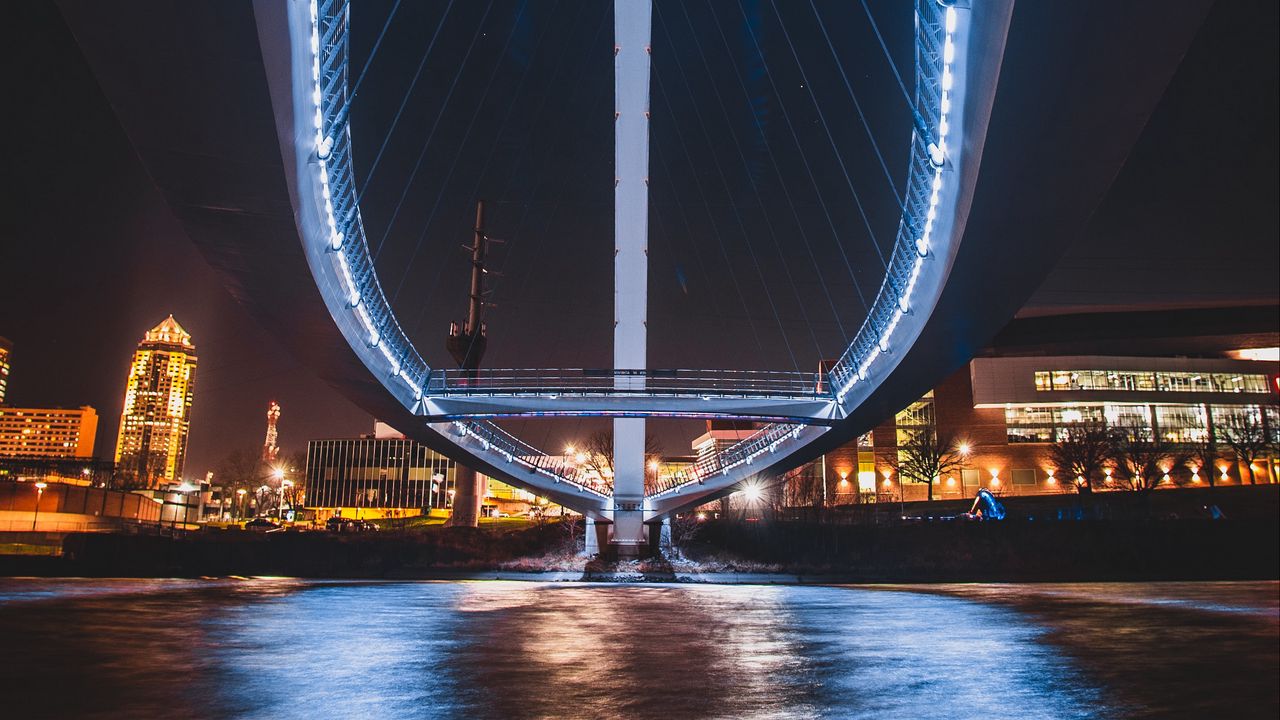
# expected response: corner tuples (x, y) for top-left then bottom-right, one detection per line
(2, 514), (1275, 583)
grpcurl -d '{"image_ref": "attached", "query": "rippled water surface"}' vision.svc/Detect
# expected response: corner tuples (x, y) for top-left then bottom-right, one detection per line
(0, 579), (1274, 719)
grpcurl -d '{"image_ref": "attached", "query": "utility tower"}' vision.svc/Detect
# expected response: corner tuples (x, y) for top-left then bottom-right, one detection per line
(262, 401), (281, 463)
(445, 201), (491, 527)
(446, 201), (490, 372)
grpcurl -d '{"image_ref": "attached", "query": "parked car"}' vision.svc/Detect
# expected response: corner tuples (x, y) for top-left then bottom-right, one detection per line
(326, 517), (379, 533)
(244, 518), (282, 532)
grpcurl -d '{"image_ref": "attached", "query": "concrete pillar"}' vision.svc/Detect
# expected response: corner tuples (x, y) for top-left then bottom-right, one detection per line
(584, 517), (598, 555)
(610, 0), (652, 557)
(445, 466), (483, 527)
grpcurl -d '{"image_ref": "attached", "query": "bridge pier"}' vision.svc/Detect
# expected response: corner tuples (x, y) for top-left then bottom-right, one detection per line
(445, 466), (483, 528)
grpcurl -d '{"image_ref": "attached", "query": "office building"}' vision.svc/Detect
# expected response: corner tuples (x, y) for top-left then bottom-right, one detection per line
(0, 406), (98, 459)
(114, 315), (198, 487)
(784, 353), (1280, 504)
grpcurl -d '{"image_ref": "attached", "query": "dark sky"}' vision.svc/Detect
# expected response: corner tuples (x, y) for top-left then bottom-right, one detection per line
(1, 0), (1275, 475)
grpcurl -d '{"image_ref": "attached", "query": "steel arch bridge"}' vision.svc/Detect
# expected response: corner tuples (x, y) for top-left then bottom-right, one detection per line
(285, 0), (995, 522)
(57, 0), (1212, 532)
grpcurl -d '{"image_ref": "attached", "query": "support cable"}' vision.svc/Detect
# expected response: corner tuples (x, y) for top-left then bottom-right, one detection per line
(350, 0), (403, 99)
(389, 0), (531, 300)
(769, 0), (888, 269)
(808, 0), (905, 209)
(735, 1), (870, 313)
(695, 0), (842, 352)
(656, 4), (798, 369)
(357, 0), (456, 200)
(858, 0), (915, 111)
(653, 67), (767, 357)
(370, 1), (497, 261)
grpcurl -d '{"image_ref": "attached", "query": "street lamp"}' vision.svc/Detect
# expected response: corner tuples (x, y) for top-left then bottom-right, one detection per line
(32, 482), (48, 531)
(236, 488), (247, 519)
(280, 479), (294, 521)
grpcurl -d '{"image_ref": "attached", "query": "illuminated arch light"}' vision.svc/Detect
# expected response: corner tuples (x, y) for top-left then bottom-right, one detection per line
(834, 4), (964, 404)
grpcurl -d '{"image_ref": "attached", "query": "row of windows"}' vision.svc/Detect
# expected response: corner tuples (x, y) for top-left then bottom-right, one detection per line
(1034, 370), (1270, 394)
(1005, 403), (1279, 444)
(306, 439), (458, 509)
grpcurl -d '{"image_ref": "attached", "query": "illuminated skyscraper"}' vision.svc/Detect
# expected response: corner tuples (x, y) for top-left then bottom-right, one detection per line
(114, 316), (198, 487)
(0, 336), (11, 404)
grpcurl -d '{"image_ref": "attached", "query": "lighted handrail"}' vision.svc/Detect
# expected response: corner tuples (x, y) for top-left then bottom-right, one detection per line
(827, 0), (954, 398)
(428, 368), (827, 399)
(312, 0), (580, 488)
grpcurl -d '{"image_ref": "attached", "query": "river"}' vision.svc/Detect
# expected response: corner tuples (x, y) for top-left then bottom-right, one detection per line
(0, 579), (1274, 719)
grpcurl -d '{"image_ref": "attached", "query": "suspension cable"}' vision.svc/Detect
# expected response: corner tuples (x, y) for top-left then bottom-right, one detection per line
(769, 0), (888, 269)
(656, 3), (800, 371)
(808, 0), (905, 209)
(369, 1), (497, 261)
(737, 1), (869, 310)
(858, 0), (914, 111)
(349, 0), (402, 99)
(674, 1), (824, 360)
(357, 0), (456, 200)
(702, 0), (850, 347)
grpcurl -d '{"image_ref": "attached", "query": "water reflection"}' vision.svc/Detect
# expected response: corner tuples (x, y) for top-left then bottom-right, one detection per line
(0, 579), (1274, 719)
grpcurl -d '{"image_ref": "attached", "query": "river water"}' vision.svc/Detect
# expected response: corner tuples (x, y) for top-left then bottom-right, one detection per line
(0, 579), (1274, 719)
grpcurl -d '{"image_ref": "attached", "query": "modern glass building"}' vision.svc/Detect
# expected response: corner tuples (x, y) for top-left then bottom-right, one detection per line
(304, 437), (458, 520)
(114, 316), (197, 487)
(783, 353), (1279, 503)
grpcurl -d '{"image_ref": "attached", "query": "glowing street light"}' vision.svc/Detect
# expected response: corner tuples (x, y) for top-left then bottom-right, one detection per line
(32, 482), (48, 531)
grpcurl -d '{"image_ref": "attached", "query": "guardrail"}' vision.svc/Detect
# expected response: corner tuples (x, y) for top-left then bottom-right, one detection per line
(452, 421), (611, 498)
(428, 368), (828, 399)
(827, 0), (956, 399)
(648, 423), (805, 497)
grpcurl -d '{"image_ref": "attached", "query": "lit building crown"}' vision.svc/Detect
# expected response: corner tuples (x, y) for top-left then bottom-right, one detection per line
(143, 314), (193, 348)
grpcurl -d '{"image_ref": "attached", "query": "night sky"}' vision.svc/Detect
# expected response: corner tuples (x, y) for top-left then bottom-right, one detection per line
(1, 0), (1275, 477)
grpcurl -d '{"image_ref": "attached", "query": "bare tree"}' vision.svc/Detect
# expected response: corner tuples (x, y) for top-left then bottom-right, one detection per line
(1219, 412), (1273, 484)
(892, 427), (966, 501)
(1048, 422), (1113, 494)
(216, 448), (266, 518)
(1183, 436), (1224, 489)
(1109, 423), (1184, 493)
(581, 430), (664, 494)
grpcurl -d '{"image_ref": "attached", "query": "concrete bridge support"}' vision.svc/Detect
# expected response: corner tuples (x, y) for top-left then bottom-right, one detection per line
(610, 0), (652, 557)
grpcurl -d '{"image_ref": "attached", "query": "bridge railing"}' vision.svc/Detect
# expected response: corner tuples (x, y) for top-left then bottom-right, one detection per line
(451, 421), (611, 498)
(647, 422), (805, 497)
(426, 368), (828, 400)
(313, 0), (587, 490)
(826, 0), (952, 400)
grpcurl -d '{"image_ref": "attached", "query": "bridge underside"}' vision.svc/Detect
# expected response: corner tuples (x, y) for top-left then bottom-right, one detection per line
(58, 0), (1213, 521)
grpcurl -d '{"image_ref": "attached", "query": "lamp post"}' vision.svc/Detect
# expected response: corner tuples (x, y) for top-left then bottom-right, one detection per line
(957, 442), (972, 497)
(32, 482), (48, 531)
(236, 488), (247, 519)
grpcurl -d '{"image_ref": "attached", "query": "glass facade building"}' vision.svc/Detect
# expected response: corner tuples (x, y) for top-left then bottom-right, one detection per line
(304, 438), (458, 516)
(781, 353), (1280, 504)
